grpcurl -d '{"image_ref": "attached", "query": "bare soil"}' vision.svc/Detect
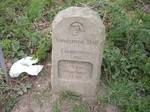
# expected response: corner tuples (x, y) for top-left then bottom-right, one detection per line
(11, 57), (116, 112)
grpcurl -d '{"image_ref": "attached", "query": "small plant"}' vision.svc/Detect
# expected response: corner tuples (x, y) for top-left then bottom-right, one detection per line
(0, 39), (25, 59)
(26, 0), (46, 21)
(52, 101), (61, 112)
(98, 79), (150, 112)
(0, 76), (16, 112)
(71, 103), (89, 112)
(52, 90), (89, 112)
(35, 37), (52, 61)
(3, 96), (16, 112)
(60, 90), (81, 101)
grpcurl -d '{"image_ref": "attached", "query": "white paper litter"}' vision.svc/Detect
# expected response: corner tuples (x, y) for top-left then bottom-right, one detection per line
(9, 57), (44, 78)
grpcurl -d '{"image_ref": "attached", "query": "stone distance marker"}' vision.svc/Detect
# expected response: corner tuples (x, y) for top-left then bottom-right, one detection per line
(51, 7), (105, 97)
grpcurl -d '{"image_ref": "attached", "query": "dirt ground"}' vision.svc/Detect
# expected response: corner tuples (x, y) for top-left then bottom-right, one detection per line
(11, 60), (53, 112)
(11, 57), (117, 112)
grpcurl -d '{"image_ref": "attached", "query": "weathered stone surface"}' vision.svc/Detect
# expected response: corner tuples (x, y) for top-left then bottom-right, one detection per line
(51, 7), (105, 97)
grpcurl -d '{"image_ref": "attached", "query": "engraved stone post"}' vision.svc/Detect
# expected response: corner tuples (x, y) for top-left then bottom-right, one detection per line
(51, 7), (105, 97)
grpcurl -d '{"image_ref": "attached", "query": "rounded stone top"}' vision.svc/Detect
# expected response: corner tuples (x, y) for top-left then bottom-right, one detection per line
(52, 6), (104, 29)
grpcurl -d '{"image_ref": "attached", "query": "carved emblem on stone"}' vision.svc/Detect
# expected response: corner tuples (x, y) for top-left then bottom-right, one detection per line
(70, 22), (84, 36)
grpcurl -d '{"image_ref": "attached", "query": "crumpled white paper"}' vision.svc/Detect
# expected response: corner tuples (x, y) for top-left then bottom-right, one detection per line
(9, 57), (44, 78)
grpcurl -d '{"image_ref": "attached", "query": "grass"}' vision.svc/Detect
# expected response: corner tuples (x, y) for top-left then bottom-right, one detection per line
(52, 90), (90, 112)
(98, 79), (150, 112)
(27, 0), (46, 21)
(0, 0), (149, 111)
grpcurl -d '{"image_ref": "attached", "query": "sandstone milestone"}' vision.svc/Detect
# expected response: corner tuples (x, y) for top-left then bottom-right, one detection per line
(51, 7), (105, 98)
